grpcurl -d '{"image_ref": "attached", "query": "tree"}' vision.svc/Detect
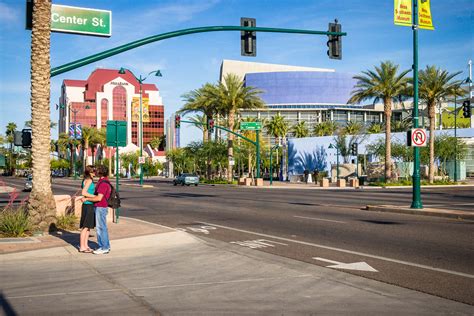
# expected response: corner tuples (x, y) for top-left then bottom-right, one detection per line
(188, 114), (208, 142)
(417, 66), (464, 183)
(81, 126), (96, 171)
(265, 114), (289, 141)
(5, 122), (17, 174)
(149, 135), (165, 150)
(367, 122), (383, 134)
(348, 61), (410, 181)
(27, 0), (57, 231)
(217, 73), (265, 180)
(292, 121), (309, 138)
(90, 128), (106, 164)
(313, 121), (338, 136)
(342, 121), (364, 135)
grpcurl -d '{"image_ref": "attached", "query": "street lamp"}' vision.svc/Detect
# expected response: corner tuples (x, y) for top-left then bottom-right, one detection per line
(328, 143), (339, 180)
(118, 68), (162, 186)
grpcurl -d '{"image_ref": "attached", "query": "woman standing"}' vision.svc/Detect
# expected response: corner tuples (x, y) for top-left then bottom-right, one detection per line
(79, 165), (96, 253)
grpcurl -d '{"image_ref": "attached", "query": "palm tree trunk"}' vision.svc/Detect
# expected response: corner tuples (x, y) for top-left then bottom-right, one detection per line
(384, 100), (392, 181)
(429, 108), (436, 184)
(27, 0), (57, 231)
(206, 127), (212, 179)
(83, 140), (89, 171)
(227, 111), (235, 181)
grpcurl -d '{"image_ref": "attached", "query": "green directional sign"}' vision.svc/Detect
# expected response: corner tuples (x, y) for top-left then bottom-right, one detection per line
(51, 4), (112, 37)
(0, 154), (5, 167)
(106, 120), (127, 147)
(240, 121), (262, 131)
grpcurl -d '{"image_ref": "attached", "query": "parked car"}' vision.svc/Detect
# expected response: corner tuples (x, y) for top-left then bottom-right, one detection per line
(173, 173), (199, 186)
(24, 175), (33, 192)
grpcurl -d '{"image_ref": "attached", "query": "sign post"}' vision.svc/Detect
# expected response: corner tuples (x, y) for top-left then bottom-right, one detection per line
(106, 120), (127, 222)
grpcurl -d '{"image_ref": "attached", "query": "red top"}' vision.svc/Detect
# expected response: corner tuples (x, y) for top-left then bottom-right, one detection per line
(94, 177), (111, 207)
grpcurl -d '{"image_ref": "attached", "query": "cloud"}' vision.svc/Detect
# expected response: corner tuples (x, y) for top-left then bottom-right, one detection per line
(0, 2), (19, 23)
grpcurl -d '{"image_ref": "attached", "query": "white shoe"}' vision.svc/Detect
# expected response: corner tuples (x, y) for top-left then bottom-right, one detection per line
(93, 248), (110, 255)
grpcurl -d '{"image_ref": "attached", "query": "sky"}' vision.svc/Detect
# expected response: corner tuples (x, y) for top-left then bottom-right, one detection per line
(0, 0), (473, 146)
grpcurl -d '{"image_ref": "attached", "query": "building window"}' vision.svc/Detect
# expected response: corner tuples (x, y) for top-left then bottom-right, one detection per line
(113, 86), (127, 121)
(101, 98), (108, 127)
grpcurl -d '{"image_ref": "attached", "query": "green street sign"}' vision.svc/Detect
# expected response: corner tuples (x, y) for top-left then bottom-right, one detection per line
(106, 120), (127, 147)
(51, 5), (112, 37)
(240, 121), (262, 131)
(0, 154), (5, 167)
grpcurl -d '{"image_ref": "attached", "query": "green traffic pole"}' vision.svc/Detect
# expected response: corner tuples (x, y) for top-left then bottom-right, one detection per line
(270, 146), (273, 185)
(139, 78), (144, 186)
(411, 0), (423, 209)
(116, 145), (120, 223)
(454, 95), (457, 181)
(256, 130), (260, 178)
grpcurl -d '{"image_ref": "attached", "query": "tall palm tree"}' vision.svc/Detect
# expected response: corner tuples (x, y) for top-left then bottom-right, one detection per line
(180, 83), (220, 142)
(80, 126), (96, 170)
(188, 114), (208, 142)
(313, 121), (338, 136)
(343, 121), (364, 135)
(90, 127), (106, 164)
(265, 114), (289, 141)
(28, 0), (57, 231)
(417, 66), (464, 183)
(217, 74), (265, 180)
(5, 122), (17, 174)
(292, 121), (309, 138)
(348, 61), (410, 181)
(367, 122), (383, 134)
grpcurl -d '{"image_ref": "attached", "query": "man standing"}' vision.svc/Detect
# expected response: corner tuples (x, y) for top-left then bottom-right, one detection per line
(84, 165), (111, 254)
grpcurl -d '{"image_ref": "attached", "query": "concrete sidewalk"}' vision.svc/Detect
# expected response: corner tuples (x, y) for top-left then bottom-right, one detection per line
(1, 218), (472, 315)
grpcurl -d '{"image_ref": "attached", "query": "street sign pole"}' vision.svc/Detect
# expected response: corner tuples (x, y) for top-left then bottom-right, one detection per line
(256, 130), (260, 179)
(411, 0), (423, 209)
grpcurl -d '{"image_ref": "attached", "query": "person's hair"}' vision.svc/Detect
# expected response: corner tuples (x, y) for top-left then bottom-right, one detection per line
(84, 165), (95, 180)
(95, 165), (108, 177)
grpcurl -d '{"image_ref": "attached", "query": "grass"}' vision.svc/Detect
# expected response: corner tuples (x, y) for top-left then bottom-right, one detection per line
(55, 214), (78, 231)
(201, 178), (238, 185)
(0, 207), (31, 237)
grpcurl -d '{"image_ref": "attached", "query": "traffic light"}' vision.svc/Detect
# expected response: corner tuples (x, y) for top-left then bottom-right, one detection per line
(209, 119), (215, 133)
(241, 17), (256, 57)
(175, 115), (181, 128)
(462, 100), (471, 118)
(350, 142), (358, 156)
(13, 129), (32, 148)
(327, 19), (342, 60)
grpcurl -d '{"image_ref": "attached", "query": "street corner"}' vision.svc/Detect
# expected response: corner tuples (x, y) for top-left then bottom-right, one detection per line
(365, 204), (474, 220)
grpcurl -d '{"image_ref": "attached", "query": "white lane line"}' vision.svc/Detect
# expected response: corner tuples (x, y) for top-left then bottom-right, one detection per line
(6, 275), (311, 299)
(293, 215), (346, 224)
(200, 222), (474, 279)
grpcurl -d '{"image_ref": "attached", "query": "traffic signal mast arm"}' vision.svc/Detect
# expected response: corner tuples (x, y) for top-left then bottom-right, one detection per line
(51, 25), (346, 77)
(180, 119), (257, 146)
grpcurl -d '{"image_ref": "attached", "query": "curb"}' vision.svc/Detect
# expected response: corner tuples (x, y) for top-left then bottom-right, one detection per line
(365, 205), (474, 220)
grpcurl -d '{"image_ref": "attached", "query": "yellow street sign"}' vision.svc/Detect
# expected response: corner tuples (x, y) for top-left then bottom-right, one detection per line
(418, 0), (434, 30)
(394, 0), (412, 27)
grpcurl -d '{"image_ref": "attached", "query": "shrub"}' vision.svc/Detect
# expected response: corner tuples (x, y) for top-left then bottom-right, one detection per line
(55, 214), (78, 231)
(0, 207), (31, 237)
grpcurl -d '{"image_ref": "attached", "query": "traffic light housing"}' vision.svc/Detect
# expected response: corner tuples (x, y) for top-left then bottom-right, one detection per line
(350, 142), (358, 156)
(462, 100), (471, 118)
(327, 20), (342, 60)
(175, 115), (181, 128)
(241, 17), (256, 57)
(208, 119), (215, 133)
(13, 129), (32, 148)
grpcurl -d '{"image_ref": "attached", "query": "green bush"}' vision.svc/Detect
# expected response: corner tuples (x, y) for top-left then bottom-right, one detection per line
(56, 214), (78, 231)
(0, 207), (31, 237)
(201, 178), (237, 185)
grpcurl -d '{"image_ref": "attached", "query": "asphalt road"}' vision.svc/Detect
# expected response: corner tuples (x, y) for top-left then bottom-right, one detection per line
(2, 176), (473, 305)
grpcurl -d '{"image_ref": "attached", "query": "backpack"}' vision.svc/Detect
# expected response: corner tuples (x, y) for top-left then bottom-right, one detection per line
(100, 180), (121, 209)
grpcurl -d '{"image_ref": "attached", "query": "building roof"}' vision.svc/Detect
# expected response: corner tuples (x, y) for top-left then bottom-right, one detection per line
(220, 59), (334, 82)
(244, 71), (356, 105)
(63, 68), (159, 101)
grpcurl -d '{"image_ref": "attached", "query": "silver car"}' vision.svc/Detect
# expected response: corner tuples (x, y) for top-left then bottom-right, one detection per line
(24, 175), (32, 191)
(173, 173), (199, 186)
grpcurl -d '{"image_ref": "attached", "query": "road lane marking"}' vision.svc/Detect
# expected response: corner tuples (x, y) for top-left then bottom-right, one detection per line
(201, 222), (474, 279)
(230, 239), (288, 249)
(293, 216), (346, 224)
(314, 257), (378, 272)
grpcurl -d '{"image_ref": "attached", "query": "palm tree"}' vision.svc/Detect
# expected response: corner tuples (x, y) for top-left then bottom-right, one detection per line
(367, 122), (384, 134)
(188, 114), (208, 142)
(348, 61), (410, 181)
(313, 121), (338, 136)
(5, 122), (17, 174)
(28, 0), (57, 231)
(217, 74), (265, 180)
(265, 114), (289, 141)
(90, 128), (106, 164)
(292, 121), (309, 138)
(417, 66), (464, 183)
(180, 83), (220, 142)
(80, 126), (96, 171)
(25, 120), (57, 129)
(343, 121), (364, 135)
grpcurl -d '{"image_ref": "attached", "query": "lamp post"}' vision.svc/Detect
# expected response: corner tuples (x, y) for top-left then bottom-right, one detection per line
(328, 143), (339, 180)
(269, 144), (280, 185)
(118, 68), (162, 186)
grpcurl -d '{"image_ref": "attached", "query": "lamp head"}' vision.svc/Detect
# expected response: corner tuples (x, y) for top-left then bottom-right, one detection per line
(118, 67), (126, 74)
(329, 143), (335, 149)
(85, 105), (91, 109)
(155, 70), (162, 77)
(465, 77), (473, 84)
